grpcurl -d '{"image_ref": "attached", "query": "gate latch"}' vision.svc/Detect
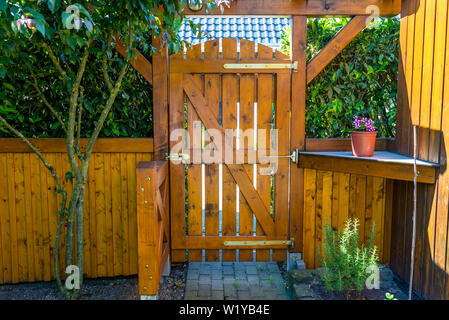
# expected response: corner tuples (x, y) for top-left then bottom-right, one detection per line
(165, 153), (190, 163)
(263, 148), (299, 164)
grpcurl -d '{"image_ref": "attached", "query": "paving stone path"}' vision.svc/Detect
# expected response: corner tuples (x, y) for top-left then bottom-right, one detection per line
(184, 262), (289, 300)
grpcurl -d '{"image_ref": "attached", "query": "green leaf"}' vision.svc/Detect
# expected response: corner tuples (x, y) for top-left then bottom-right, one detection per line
(50, 122), (61, 130)
(47, 0), (60, 13)
(67, 36), (76, 50)
(65, 171), (73, 180)
(35, 21), (46, 37)
(0, 0), (7, 13)
(3, 83), (14, 91)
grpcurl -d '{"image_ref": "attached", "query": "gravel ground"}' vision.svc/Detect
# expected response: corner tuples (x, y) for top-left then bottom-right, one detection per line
(0, 263), (187, 300)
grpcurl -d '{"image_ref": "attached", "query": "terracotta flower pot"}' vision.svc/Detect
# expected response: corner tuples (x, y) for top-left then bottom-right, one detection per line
(350, 131), (378, 157)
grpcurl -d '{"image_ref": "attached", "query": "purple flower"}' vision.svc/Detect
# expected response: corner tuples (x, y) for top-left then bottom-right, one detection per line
(353, 116), (376, 132)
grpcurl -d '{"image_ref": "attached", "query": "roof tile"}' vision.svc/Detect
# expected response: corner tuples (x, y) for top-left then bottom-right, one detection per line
(180, 15), (290, 48)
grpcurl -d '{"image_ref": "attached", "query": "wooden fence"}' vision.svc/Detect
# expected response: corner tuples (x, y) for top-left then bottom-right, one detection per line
(303, 169), (392, 268)
(0, 138), (153, 284)
(392, 0), (449, 299)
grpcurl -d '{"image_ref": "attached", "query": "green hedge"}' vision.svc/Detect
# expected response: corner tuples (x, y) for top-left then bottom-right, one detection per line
(0, 42), (152, 138)
(1, 18), (399, 139)
(282, 18), (399, 138)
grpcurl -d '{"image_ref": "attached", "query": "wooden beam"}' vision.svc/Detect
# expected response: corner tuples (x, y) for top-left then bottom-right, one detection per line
(289, 16), (307, 253)
(170, 59), (292, 74)
(183, 0), (401, 17)
(152, 37), (169, 161)
(307, 15), (372, 84)
(0, 138), (154, 153)
(173, 236), (289, 249)
(113, 36), (153, 85)
(298, 152), (437, 184)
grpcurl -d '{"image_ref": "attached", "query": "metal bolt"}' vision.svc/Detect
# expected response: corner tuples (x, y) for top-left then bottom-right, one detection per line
(140, 187), (144, 192)
(149, 276), (153, 280)
(144, 200), (148, 204)
(145, 264), (149, 268)
(146, 177), (151, 181)
(143, 286), (147, 291)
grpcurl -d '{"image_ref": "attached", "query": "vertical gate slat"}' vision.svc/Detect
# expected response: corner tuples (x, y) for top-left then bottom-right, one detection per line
(273, 72), (290, 261)
(221, 38), (238, 261)
(186, 44), (203, 262)
(238, 39), (256, 262)
(204, 40), (220, 261)
(169, 71), (188, 263)
(256, 44), (274, 261)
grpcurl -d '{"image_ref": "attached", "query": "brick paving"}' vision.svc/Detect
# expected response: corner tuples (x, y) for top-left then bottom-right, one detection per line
(184, 262), (289, 300)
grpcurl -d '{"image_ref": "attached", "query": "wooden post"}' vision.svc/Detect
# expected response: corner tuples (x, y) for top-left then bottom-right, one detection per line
(152, 37), (169, 161)
(289, 16), (307, 253)
(136, 162), (159, 296)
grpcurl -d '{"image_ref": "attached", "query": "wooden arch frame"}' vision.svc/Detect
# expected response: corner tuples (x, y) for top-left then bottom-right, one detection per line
(122, 0), (402, 254)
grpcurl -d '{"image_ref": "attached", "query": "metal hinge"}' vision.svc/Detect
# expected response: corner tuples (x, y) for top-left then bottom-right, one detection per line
(223, 61), (298, 72)
(263, 148), (299, 164)
(223, 238), (294, 248)
(165, 153), (190, 163)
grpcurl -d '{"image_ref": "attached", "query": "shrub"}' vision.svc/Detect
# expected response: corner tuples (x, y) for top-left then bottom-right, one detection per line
(317, 218), (379, 294)
(280, 18), (399, 138)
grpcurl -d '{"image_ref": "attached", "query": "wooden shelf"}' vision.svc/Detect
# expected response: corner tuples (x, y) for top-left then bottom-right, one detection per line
(298, 151), (439, 184)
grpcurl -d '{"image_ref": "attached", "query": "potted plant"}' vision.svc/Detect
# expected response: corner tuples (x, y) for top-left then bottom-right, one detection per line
(351, 116), (377, 157)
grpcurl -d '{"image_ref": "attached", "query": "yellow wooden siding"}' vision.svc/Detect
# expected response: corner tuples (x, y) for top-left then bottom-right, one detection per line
(0, 149), (153, 284)
(303, 169), (392, 269)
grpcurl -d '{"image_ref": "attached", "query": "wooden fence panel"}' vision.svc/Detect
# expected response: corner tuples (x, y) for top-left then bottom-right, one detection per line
(392, 0), (449, 300)
(303, 169), (391, 269)
(0, 139), (153, 284)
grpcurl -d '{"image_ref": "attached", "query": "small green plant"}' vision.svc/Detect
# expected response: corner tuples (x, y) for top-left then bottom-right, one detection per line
(385, 292), (398, 300)
(317, 218), (379, 294)
(257, 264), (264, 271)
(233, 280), (239, 288)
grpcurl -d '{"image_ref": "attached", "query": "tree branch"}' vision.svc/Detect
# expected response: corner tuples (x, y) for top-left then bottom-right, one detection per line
(25, 61), (68, 134)
(102, 34), (114, 92)
(0, 115), (64, 192)
(41, 41), (69, 80)
(84, 25), (133, 160)
(68, 39), (93, 177)
(84, 63), (129, 160)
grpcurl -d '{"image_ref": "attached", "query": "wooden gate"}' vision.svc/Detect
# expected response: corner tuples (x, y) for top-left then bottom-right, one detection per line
(168, 38), (294, 262)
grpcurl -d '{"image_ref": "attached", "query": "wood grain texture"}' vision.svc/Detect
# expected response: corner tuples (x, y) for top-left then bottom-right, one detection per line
(182, 0), (401, 16)
(0, 140), (153, 284)
(290, 16), (307, 254)
(391, 0), (449, 300)
(303, 169), (390, 269)
(307, 16), (372, 84)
